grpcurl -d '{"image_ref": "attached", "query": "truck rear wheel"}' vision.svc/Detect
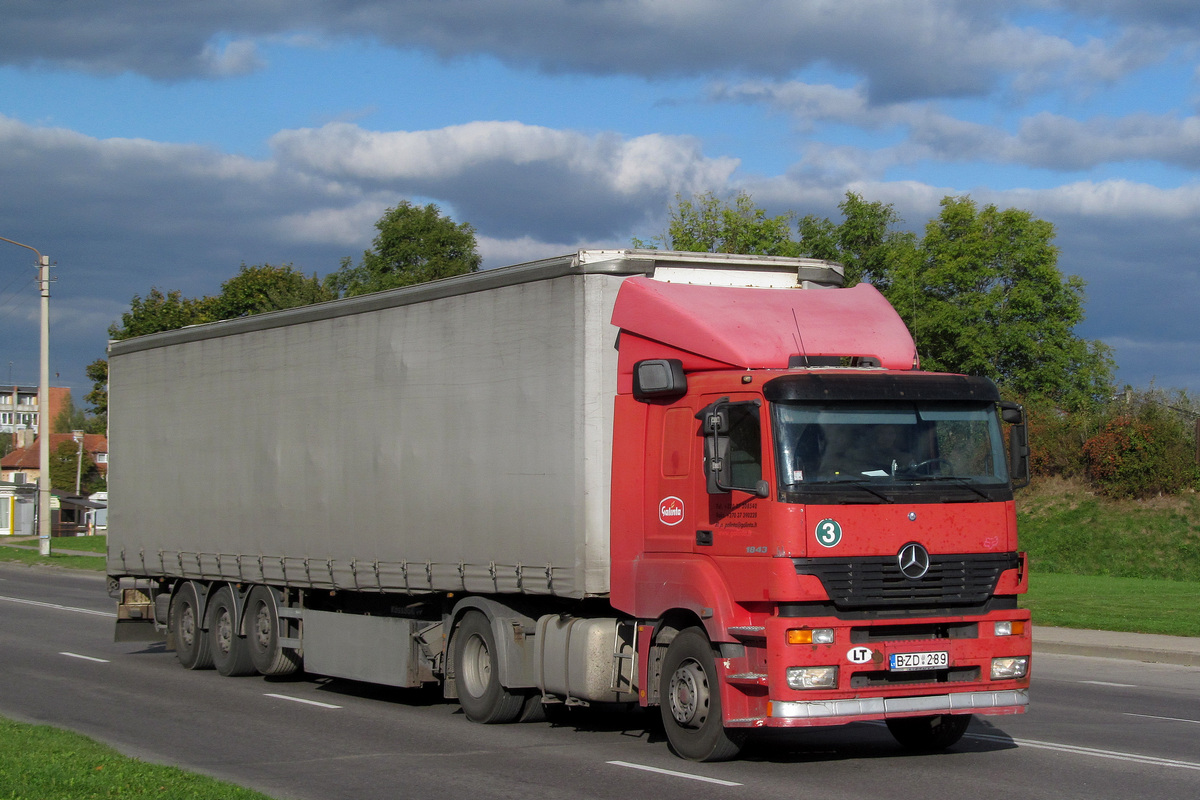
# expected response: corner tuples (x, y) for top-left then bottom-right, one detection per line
(659, 627), (746, 762)
(246, 585), (301, 676)
(206, 586), (256, 677)
(454, 611), (524, 724)
(171, 581), (213, 670)
(886, 713), (972, 751)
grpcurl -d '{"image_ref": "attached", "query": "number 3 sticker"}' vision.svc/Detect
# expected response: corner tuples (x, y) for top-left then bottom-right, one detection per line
(815, 519), (842, 548)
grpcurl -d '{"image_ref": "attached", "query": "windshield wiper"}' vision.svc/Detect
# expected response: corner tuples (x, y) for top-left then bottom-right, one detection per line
(906, 475), (992, 500)
(818, 477), (896, 503)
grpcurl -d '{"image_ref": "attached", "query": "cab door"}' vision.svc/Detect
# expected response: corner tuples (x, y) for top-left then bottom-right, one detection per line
(644, 402), (700, 552)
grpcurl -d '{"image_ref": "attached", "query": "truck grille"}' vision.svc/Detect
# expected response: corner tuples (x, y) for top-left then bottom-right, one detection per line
(793, 552), (1018, 610)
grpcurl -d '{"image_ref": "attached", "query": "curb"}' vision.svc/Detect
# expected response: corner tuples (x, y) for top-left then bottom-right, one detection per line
(1033, 627), (1200, 668)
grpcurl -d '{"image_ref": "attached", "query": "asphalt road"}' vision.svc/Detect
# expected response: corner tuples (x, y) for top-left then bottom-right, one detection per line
(2, 563), (1198, 800)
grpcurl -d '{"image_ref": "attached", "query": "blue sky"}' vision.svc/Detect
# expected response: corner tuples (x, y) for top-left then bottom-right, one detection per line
(1, 1), (1199, 400)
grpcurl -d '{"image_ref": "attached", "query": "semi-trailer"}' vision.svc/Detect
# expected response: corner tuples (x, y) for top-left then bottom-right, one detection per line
(107, 249), (1031, 761)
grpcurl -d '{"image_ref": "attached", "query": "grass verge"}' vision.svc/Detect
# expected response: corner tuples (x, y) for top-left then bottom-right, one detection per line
(1020, 571), (1200, 638)
(0, 547), (105, 572)
(0, 716), (275, 799)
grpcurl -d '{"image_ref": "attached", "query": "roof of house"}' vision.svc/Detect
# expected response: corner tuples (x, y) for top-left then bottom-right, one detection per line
(1, 433), (109, 470)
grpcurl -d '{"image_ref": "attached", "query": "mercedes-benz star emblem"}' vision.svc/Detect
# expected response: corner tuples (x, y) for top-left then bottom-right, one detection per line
(898, 542), (931, 580)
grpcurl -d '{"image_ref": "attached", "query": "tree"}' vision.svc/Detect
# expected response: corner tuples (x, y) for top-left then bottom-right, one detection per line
(798, 193), (918, 290)
(109, 287), (216, 341)
(902, 197), (1113, 407)
(326, 201), (482, 297)
(48, 438), (104, 494)
(85, 359), (108, 420)
(210, 263), (335, 319)
(53, 395), (104, 435)
(638, 191), (800, 256)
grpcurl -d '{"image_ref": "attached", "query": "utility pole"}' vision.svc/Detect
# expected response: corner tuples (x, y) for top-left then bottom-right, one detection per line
(0, 235), (53, 555)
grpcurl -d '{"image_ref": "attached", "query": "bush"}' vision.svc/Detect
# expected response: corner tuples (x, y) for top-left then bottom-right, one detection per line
(1082, 405), (1198, 499)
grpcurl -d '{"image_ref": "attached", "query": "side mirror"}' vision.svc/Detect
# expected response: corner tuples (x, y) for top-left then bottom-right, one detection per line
(633, 359), (687, 401)
(1000, 401), (1030, 489)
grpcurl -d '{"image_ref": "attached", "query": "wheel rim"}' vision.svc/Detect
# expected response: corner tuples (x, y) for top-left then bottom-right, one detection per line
(668, 658), (710, 728)
(180, 605), (196, 649)
(460, 634), (491, 699)
(215, 609), (234, 656)
(251, 602), (271, 651)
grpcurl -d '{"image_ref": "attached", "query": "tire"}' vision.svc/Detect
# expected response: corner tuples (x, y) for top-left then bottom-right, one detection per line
(206, 586), (257, 677)
(886, 713), (972, 751)
(171, 581), (213, 670)
(659, 627), (746, 762)
(454, 611), (524, 724)
(245, 585), (301, 677)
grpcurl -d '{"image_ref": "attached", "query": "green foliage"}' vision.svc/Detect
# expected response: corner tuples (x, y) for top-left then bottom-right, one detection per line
(1026, 388), (1199, 497)
(654, 191), (800, 256)
(0, 715), (277, 799)
(109, 288), (216, 340)
(210, 263), (334, 319)
(84, 359), (108, 419)
(325, 201), (481, 297)
(902, 197), (1113, 407)
(47, 438), (104, 494)
(1082, 408), (1198, 500)
(798, 192), (918, 289)
(1018, 479), (1200, 579)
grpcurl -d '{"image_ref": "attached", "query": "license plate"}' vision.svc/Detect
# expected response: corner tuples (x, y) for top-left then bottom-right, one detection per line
(889, 651), (948, 671)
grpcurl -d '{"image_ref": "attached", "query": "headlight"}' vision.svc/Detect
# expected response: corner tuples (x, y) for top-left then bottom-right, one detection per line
(991, 657), (1029, 680)
(787, 627), (835, 645)
(787, 666), (838, 689)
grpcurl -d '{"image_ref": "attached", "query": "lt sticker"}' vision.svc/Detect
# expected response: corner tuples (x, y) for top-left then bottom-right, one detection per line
(847, 646), (874, 664)
(815, 518), (842, 548)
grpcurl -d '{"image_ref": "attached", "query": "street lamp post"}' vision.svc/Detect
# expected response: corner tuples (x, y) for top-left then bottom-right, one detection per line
(0, 235), (53, 556)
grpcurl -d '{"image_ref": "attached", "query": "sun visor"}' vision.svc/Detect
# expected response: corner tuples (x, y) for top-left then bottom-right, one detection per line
(611, 276), (917, 370)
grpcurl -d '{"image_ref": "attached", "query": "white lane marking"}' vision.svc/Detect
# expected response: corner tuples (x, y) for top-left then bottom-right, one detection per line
(0, 594), (115, 617)
(969, 732), (1200, 771)
(607, 760), (742, 786)
(60, 652), (110, 663)
(264, 693), (342, 709)
(1078, 680), (1137, 688)
(1125, 712), (1200, 726)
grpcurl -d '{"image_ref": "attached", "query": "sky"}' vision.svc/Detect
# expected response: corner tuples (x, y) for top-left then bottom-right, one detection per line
(1, 1), (1198, 402)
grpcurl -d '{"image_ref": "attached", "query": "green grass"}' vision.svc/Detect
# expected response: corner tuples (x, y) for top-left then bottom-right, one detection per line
(0, 539), (105, 572)
(1015, 479), (1200, 637)
(52, 535), (107, 554)
(1017, 484), (1200, 581)
(1021, 572), (1200, 637)
(0, 716), (276, 799)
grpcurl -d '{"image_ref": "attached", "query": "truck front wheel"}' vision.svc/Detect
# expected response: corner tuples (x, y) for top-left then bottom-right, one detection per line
(171, 581), (213, 670)
(659, 627), (746, 761)
(454, 611), (524, 724)
(886, 713), (972, 751)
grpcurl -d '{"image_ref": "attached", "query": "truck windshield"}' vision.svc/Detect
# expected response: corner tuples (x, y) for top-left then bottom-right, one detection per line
(772, 400), (1011, 503)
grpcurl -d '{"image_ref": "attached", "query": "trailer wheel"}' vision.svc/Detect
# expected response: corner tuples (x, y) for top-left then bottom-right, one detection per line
(171, 581), (213, 670)
(246, 586), (301, 676)
(886, 713), (972, 751)
(206, 586), (256, 677)
(659, 627), (746, 762)
(454, 611), (524, 724)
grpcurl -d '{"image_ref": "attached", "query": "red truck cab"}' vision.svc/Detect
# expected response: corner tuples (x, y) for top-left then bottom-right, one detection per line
(609, 274), (1031, 760)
